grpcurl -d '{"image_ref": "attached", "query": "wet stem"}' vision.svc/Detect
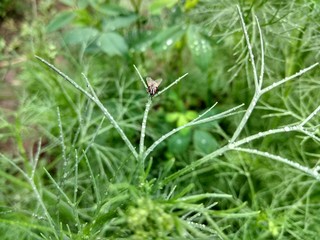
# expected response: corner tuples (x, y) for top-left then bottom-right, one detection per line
(161, 6), (320, 184)
(35, 4), (320, 183)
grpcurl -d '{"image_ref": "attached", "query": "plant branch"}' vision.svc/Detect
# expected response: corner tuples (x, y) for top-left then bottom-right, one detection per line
(299, 104), (320, 127)
(234, 147), (320, 180)
(230, 8), (319, 143)
(81, 73), (138, 159)
(31, 138), (42, 179)
(139, 97), (152, 158)
(143, 103), (244, 160)
(35, 56), (138, 160)
(189, 104), (244, 126)
(260, 62), (319, 95)
(155, 73), (189, 97)
(162, 6), (320, 184)
(163, 108), (320, 183)
(237, 5), (259, 90)
(255, 15), (264, 88)
(299, 128), (320, 143)
(134, 64), (147, 89)
(192, 102), (218, 122)
(1, 154), (58, 237)
(230, 8), (264, 143)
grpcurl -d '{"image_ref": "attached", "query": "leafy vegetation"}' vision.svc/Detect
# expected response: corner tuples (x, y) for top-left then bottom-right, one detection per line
(1, 0), (320, 239)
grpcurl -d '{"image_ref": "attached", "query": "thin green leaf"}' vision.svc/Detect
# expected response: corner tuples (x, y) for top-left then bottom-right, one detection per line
(46, 11), (76, 32)
(98, 32), (128, 56)
(149, 0), (179, 14)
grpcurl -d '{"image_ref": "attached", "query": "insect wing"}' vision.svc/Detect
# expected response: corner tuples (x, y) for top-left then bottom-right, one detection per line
(153, 78), (163, 87)
(146, 77), (162, 87)
(146, 77), (154, 87)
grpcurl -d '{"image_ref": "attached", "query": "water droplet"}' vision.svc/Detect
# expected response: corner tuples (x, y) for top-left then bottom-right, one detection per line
(201, 139), (207, 145)
(166, 39), (173, 46)
(284, 126), (290, 132)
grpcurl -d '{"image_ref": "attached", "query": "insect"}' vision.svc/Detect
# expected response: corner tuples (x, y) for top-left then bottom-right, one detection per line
(146, 77), (163, 96)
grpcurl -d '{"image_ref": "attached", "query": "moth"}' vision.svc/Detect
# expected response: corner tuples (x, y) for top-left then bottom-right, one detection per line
(146, 77), (163, 96)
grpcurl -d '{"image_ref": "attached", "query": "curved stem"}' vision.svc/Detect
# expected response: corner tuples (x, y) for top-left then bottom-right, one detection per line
(36, 56), (138, 160)
(139, 97), (152, 158)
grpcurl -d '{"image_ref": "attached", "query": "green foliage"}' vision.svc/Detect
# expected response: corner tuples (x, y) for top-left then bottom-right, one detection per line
(126, 198), (175, 238)
(46, 11), (77, 32)
(0, 0), (26, 18)
(150, 0), (179, 14)
(98, 32), (129, 56)
(193, 130), (218, 155)
(187, 25), (213, 71)
(1, 0), (320, 239)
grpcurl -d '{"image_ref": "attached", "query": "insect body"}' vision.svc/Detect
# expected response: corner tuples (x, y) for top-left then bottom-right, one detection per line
(146, 77), (162, 96)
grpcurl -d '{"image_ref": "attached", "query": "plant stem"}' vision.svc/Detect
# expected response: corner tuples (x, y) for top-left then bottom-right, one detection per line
(237, 5), (259, 90)
(139, 97), (152, 158)
(35, 56), (138, 160)
(155, 73), (189, 97)
(235, 147), (320, 180)
(143, 104), (244, 160)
